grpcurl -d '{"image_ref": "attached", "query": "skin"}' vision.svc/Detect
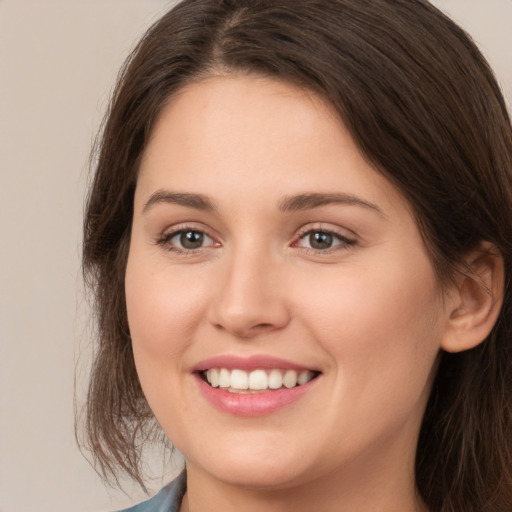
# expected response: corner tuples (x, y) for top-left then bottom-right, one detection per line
(125, 75), (459, 511)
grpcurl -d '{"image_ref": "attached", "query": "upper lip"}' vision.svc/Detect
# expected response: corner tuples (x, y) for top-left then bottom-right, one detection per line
(192, 354), (320, 373)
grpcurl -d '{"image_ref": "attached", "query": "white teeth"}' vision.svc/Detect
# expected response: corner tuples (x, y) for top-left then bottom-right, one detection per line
(248, 370), (268, 390)
(219, 368), (231, 388)
(283, 370), (297, 388)
(203, 368), (316, 392)
(298, 370), (315, 385)
(207, 369), (219, 387)
(268, 369), (283, 389)
(230, 369), (249, 390)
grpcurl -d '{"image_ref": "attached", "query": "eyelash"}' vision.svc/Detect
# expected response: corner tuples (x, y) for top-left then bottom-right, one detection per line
(155, 225), (218, 254)
(155, 225), (357, 255)
(293, 227), (357, 254)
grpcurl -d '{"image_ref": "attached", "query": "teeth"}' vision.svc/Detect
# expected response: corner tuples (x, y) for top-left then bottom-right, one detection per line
(283, 370), (298, 389)
(249, 369), (268, 390)
(219, 368), (231, 388)
(298, 370), (313, 385)
(268, 369), (283, 389)
(203, 368), (316, 392)
(206, 369), (219, 387)
(230, 369), (249, 390)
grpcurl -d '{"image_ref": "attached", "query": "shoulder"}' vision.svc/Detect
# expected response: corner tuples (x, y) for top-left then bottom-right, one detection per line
(115, 472), (187, 512)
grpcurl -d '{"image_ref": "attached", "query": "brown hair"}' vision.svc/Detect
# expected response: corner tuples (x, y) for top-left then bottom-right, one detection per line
(81, 0), (512, 509)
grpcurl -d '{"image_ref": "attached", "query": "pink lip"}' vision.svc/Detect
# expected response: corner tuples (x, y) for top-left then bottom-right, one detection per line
(192, 354), (316, 372)
(194, 373), (319, 416)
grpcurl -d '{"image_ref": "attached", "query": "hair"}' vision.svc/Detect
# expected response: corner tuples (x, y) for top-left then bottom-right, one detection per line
(81, 0), (512, 510)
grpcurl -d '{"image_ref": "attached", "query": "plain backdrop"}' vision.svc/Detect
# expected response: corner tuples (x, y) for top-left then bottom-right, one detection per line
(0, 1), (510, 511)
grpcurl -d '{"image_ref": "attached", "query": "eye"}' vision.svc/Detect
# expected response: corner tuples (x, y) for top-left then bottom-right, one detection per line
(294, 229), (356, 251)
(158, 228), (217, 252)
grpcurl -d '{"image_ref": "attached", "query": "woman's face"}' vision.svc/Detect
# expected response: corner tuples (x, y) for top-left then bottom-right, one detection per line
(126, 76), (451, 492)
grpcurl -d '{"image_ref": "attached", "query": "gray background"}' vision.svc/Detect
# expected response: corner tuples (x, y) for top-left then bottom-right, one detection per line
(0, 1), (510, 511)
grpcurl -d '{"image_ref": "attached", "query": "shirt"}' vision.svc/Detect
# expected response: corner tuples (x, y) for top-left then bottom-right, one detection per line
(118, 471), (187, 512)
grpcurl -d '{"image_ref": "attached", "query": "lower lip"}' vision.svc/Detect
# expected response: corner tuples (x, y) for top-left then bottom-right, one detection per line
(194, 374), (319, 416)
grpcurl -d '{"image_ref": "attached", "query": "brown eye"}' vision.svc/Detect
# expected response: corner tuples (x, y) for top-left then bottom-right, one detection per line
(159, 229), (216, 252)
(180, 230), (205, 249)
(295, 229), (356, 252)
(309, 231), (334, 250)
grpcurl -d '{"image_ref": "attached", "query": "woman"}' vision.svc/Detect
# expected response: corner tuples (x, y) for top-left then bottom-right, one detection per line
(81, 0), (512, 510)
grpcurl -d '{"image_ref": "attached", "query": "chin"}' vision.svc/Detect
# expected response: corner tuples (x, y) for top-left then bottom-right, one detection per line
(204, 459), (311, 490)
(183, 432), (319, 490)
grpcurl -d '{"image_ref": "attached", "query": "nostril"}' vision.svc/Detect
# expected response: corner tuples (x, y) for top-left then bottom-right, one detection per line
(212, 319), (283, 338)
(253, 323), (273, 330)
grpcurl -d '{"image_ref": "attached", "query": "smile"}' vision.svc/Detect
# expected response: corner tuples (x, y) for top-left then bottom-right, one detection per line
(202, 368), (318, 393)
(193, 355), (322, 415)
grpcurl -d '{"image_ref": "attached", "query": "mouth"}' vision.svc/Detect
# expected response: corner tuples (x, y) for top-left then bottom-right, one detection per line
(193, 355), (322, 415)
(199, 368), (320, 394)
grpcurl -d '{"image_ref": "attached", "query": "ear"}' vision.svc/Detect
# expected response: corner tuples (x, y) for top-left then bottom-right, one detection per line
(441, 242), (504, 353)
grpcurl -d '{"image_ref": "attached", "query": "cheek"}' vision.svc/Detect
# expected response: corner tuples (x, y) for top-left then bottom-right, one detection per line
(300, 258), (440, 335)
(295, 253), (443, 404)
(124, 249), (215, 435)
(125, 249), (210, 370)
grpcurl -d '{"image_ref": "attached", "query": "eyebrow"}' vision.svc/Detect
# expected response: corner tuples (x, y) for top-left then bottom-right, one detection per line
(278, 192), (384, 216)
(142, 190), (216, 213)
(142, 189), (384, 217)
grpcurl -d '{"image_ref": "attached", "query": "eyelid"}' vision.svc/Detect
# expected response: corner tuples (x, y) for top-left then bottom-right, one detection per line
(294, 223), (357, 240)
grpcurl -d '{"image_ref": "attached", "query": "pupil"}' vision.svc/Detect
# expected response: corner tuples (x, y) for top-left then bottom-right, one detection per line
(180, 231), (204, 249)
(310, 231), (333, 250)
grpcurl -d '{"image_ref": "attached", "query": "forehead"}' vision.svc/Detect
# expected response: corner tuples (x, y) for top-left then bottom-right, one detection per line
(136, 75), (408, 218)
(142, 74), (343, 168)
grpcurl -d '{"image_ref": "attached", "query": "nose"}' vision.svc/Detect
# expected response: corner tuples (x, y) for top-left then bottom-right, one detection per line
(207, 248), (291, 339)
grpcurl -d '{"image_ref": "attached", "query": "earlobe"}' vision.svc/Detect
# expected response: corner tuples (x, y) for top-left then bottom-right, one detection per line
(441, 242), (504, 353)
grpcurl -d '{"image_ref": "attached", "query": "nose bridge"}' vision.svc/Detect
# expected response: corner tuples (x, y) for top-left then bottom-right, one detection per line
(209, 240), (289, 337)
